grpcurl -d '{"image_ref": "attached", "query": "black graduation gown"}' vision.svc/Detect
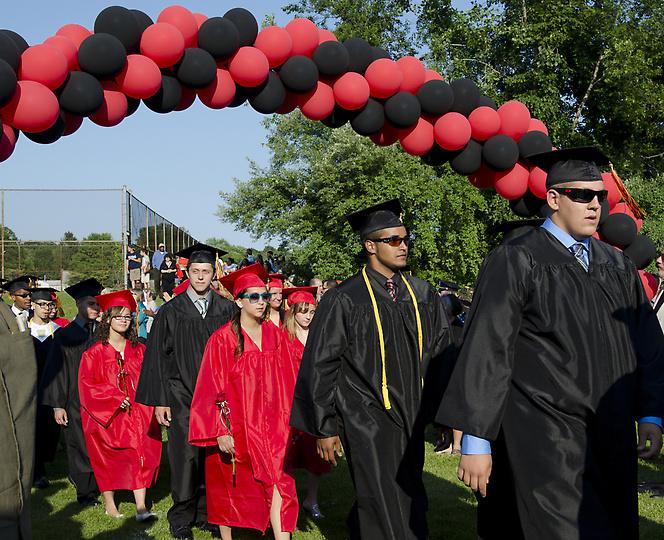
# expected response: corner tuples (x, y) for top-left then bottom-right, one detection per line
(40, 320), (98, 498)
(437, 227), (664, 540)
(290, 268), (451, 540)
(135, 292), (236, 507)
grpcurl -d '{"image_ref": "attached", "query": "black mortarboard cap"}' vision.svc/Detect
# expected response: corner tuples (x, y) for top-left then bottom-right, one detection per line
(65, 278), (104, 300)
(30, 287), (58, 302)
(346, 199), (404, 240)
(527, 146), (609, 189)
(174, 243), (228, 265)
(438, 279), (459, 291)
(1, 275), (38, 293)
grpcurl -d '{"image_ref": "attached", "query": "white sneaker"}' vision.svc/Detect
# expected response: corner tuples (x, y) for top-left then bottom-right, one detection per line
(136, 511), (157, 523)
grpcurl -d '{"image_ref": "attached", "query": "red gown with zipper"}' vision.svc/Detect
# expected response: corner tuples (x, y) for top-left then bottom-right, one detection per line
(78, 341), (162, 492)
(189, 321), (299, 532)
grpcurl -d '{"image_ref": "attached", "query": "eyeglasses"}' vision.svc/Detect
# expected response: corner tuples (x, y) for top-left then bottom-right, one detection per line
(551, 188), (608, 204)
(368, 233), (415, 247)
(238, 292), (272, 303)
(111, 315), (133, 321)
(13, 293), (31, 298)
(34, 301), (56, 308)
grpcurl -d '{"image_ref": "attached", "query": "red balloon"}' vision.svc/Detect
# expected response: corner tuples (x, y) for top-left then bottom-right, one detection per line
(198, 68), (235, 109)
(396, 56), (425, 94)
(116, 55), (162, 99)
(528, 166), (548, 199)
(528, 118), (548, 135)
(469, 165), (496, 190)
(44, 36), (79, 71)
(424, 69), (444, 82)
(494, 162), (529, 200)
(141, 23), (186, 68)
(400, 117), (434, 156)
(639, 270), (658, 301)
(62, 112), (83, 136)
(285, 18), (319, 57)
(333, 72), (370, 111)
(370, 123), (399, 147)
(90, 81), (127, 127)
(1, 80), (59, 133)
(498, 100), (531, 140)
(365, 59), (402, 99)
(193, 13), (208, 29)
(158, 5), (199, 48)
(300, 81), (335, 120)
(228, 47), (269, 88)
(175, 85), (197, 111)
(255, 26), (293, 69)
(434, 112), (471, 151)
(19, 45), (69, 90)
(0, 123), (17, 162)
(601, 171), (621, 208)
(468, 106), (501, 141)
(56, 24), (91, 49)
(318, 28), (338, 44)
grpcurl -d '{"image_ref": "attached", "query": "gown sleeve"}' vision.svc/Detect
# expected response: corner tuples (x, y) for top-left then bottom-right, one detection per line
(290, 289), (349, 438)
(189, 332), (231, 446)
(135, 306), (172, 406)
(78, 346), (125, 428)
(41, 336), (68, 409)
(436, 244), (531, 441)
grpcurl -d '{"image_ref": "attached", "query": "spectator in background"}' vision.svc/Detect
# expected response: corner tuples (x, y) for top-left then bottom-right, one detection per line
(309, 278), (323, 302)
(256, 254), (266, 271)
(49, 293), (70, 328)
(239, 248), (255, 268)
(222, 257), (237, 275)
(132, 289), (150, 344)
(160, 254), (177, 300)
(127, 246), (142, 289)
(151, 243), (167, 293)
(321, 279), (338, 297)
(143, 290), (158, 334)
(140, 248), (151, 291)
(267, 251), (280, 273)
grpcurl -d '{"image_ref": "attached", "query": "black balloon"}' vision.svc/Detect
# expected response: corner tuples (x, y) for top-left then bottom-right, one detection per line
(126, 97), (141, 116)
(478, 95), (497, 110)
(371, 46), (391, 61)
(175, 48), (217, 88)
(144, 75), (182, 114)
(518, 131), (553, 162)
(313, 41), (349, 77)
(623, 234), (657, 270)
(279, 56), (319, 93)
(483, 134), (519, 171)
(384, 92), (421, 128)
(0, 59), (17, 107)
(343, 38), (373, 74)
(131, 9), (154, 34)
(0, 30), (28, 54)
(198, 17), (240, 61)
(24, 111), (65, 144)
(321, 106), (354, 128)
(599, 199), (610, 225)
(509, 191), (545, 218)
(223, 8), (258, 47)
(58, 71), (104, 116)
(421, 145), (452, 166)
(249, 71), (286, 114)
(78, 33), (127, 78)
(450, 139), (483, 175)
(228, 84), (250, 108)
(599, 213), (638, 248)
(94, 6), (142, 53)
(351, 98), (385, 135)
(0, 32), (20, 72)
(450, 78), (480, 116)
(416, 80), (454, 116)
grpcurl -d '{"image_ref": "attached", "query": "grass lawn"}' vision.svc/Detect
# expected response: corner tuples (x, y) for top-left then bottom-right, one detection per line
(31, 433), (664, 539)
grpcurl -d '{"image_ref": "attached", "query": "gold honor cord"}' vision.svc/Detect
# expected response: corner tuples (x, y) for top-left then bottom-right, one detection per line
(361, 267), (424, 410)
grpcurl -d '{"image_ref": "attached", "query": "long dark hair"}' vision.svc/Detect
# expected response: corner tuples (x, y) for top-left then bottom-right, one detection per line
(95, 305), (140, 347)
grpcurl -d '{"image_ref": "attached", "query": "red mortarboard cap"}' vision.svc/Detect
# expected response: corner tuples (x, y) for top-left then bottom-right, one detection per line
(267, 273), (287, 289)
(95, 290), (137, 313)
(173, 279), (190, 296)
(219, 263), (268, 297)
(282, 286), (318, 306)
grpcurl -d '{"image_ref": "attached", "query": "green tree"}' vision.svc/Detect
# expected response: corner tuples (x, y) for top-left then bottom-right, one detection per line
(205, 237), (251, 263)
(69, 233), (124, 289)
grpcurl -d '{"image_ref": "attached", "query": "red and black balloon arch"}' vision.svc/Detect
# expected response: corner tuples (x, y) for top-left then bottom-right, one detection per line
(0, 4), (657, 294)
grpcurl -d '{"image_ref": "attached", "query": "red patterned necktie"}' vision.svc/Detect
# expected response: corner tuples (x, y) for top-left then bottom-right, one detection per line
(385, 279), (398, 302)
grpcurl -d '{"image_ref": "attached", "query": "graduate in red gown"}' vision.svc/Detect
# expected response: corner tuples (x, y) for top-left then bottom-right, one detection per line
(281, 287), (331, 520)
(267, 273), (286, 327)
(189, 264), (299, 540)
(79, 290), (162, 522)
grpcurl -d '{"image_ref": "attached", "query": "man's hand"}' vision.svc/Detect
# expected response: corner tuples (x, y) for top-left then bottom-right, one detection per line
(316, 436), (343, 466)
(217, 435), (234, 454)
(637, 422), (663, 459)
(54, 408), (68, 426)
(155, 406), (172, 427)
(458, 454), (492, 497)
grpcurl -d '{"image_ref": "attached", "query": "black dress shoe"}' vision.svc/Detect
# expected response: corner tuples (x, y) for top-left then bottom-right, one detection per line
(77, 495), (100, 507)
(195, 521), (221, 537)
(170, 525), (193, 540)
(33, 477), (49, 489)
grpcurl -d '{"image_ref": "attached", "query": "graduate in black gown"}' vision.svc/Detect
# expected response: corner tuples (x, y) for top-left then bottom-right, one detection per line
(135, 243), (236, 540)
(41, 278), (103, 506)
(290, 200), (451, 540)
(437, 147), (664, 539)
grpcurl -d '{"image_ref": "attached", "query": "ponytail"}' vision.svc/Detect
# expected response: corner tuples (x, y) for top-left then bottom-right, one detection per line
(231, 310), (244, 358)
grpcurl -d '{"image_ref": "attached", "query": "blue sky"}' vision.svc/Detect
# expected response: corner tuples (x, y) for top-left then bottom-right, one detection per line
(1, 1), (470, 247)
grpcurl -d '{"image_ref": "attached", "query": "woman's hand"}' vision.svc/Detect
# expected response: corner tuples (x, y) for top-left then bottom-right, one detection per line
(119, 397), (131, 410)
(217, 435), (235, 454)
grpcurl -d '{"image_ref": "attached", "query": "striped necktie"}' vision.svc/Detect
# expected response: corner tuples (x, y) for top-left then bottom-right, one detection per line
(385, 279), (398, 302)
(197, 297), (208, 318)
(570, 242), (589, 271)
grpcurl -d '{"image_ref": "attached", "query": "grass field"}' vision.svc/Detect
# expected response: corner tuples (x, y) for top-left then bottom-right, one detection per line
(31, 433), (664, 540)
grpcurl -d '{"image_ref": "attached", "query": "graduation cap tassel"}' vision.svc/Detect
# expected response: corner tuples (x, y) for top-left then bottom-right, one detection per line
(609, 163), (646, 220)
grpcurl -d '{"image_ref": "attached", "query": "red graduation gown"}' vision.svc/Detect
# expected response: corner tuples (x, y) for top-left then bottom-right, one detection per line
(283, 330), (331, 477)
(78, 341), (162, 492)
(189, 321), (299, 532)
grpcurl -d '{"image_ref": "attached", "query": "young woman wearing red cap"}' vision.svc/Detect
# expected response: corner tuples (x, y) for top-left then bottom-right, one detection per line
(189, 264), (299, 540)
(78, 290), (162, 522)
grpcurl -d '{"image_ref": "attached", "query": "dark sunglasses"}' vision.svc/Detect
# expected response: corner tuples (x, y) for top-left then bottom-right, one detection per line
(238, 292), (272, 303)
(368, 233), (415, 247)
(552, 187), (608, 204)
(13, 292), (31, 298)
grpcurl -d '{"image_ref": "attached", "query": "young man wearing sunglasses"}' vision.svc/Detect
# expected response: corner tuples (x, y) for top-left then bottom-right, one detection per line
(438, 147), (664, 539)
(291, 199), (451, 540)
(1, 275), (37, 321)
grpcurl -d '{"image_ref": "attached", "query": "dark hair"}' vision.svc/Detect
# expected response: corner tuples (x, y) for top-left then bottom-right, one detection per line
(323, 279), (338, 288)
(231, 310), (244, 358)
(95, 305), (139, 347)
